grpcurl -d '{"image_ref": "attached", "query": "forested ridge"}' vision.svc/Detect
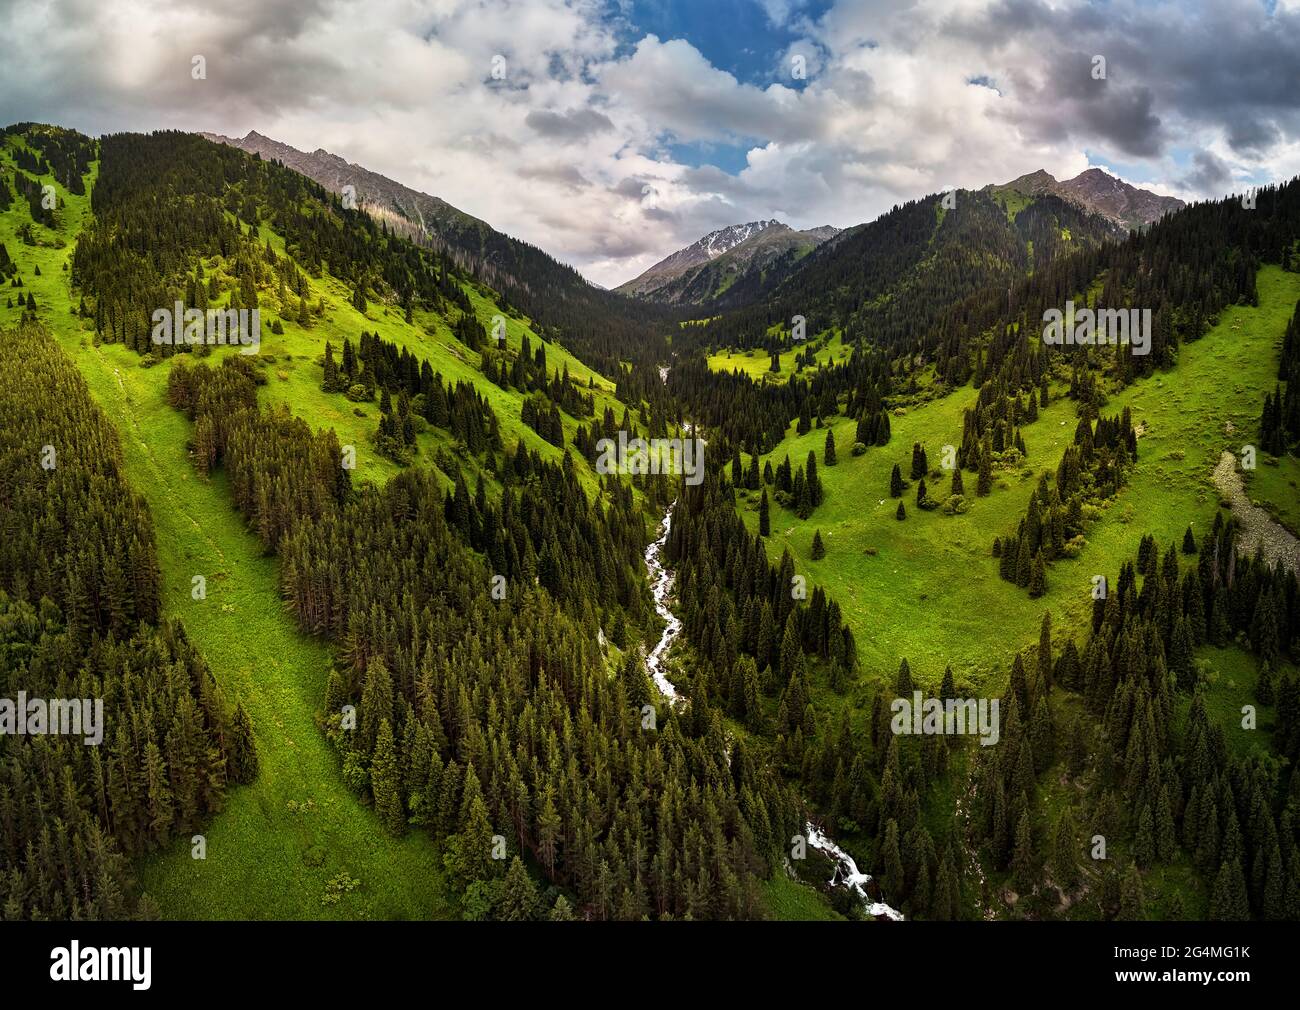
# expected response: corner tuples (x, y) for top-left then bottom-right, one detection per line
(164, 355), (808, 919)
(0, 323), (251, 920)
(75, 131), (478, 354)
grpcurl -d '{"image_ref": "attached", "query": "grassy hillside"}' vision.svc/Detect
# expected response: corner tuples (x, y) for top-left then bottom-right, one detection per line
(1, 136), (460, 919)
(707, 330), (849, 384)
(736, 266), (1300, 699)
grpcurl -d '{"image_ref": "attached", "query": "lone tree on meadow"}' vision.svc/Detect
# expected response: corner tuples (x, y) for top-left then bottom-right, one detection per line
(824, 428), (837, 466)
(890, 463), (904, 497)
(1183, 525), (1197, 554)
(896, 500), (906, 520)
(911, 442), (928, 479)
(811, 530), (826, 560)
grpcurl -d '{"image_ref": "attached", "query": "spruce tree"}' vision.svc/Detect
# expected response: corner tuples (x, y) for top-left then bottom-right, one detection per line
(890, 463), (904, 497)
(1118, 862), (1146, 920)
(622, 649), (651, 710)
(895, 658), (913, 695)
(1209, 858), (1250, 920)
(811, 530), (825, 560)
(759, 489), (770, 537)
(1011, 810), (1036, 893)
(1054, 810), (1079, 890)
(371, 718), (406, 837)
(910, 442), (926, 479)
(824, 428), (837, 466)
(499, 856), (540, 921)
(796, 473), (812, 519)
(1134, 804), (1156, 867)
(1015, 538), (1032, 587)
(806, 451), (821, 506)
(228, 702), (259, 785)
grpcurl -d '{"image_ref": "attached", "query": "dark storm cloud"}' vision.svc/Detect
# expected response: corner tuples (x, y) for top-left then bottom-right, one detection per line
(950, 0), (1300, 162)
(1180, 150), (1233, 193)
(524, 107), (615, 141)
(1226, 117), (1280, 155)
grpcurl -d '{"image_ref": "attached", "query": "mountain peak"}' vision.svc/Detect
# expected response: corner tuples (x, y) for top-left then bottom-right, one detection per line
(988, 166), (1183, 230)
(998, 169), (1059, 196)
(695, 220), (785, 259)
(616, 219), (839, 302)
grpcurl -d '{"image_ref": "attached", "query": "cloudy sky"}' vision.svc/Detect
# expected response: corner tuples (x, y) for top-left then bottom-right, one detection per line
(2, 0), (1298, 287)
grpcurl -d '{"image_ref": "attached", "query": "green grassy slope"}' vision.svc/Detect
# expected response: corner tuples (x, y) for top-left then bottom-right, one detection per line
(2, 141), (458, 919)
(737, 266), (1300, 697)
(707, 330), (849, 384)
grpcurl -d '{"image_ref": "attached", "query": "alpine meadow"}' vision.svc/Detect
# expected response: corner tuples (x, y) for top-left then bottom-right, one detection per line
(1, 0), (1299, 992)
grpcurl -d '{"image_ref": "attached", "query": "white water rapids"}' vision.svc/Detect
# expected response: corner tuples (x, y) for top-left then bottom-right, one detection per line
(643, 503), (683, 704)
(640, 364), (902, 919)
(803, 823), (904, 921)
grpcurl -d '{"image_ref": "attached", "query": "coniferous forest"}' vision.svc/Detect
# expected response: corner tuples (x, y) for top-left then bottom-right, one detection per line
(2, 9), (1300, 991)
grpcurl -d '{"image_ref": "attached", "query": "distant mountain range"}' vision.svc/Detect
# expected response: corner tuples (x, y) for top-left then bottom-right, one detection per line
(616, 219), (841, 303)
(200, 132), (1185, 327)
(617, 168), (1179, 310)
(984, 167), (1184, 232)
(197, 130), (669, 369)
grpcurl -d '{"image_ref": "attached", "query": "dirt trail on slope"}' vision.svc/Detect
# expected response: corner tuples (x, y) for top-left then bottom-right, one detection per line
(1212, 451), (1300, 577)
